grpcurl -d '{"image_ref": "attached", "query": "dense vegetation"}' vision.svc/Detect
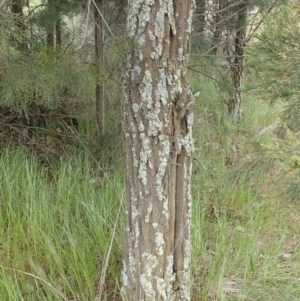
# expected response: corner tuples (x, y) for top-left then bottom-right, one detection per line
(0, 0), (300, 300)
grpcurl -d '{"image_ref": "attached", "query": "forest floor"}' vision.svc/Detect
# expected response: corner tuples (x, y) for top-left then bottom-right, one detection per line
(0, 75), (300, 301)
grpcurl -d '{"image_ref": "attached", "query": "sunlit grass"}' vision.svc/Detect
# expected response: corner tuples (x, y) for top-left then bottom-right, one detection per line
(0, 149), (123, 300)
(1, 69), (299, 301)
(190, 71), (300, 300)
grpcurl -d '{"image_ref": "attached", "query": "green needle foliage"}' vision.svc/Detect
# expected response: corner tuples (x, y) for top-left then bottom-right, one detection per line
(246, 3), (300, 131)
(246, 2), (300, 201)
(0, 47), (98, 115)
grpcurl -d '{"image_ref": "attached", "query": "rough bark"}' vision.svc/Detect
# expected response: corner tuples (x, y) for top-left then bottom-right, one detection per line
(228, 0), (248, 120)
(121, 1), (195, 301)
(94, 0), (105, 134)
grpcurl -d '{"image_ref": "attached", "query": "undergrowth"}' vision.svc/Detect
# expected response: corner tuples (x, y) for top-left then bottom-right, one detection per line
(190, 73), (300, 301)
(0, 71), (299, 301)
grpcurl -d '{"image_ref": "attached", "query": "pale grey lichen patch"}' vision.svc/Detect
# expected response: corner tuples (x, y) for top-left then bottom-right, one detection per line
(187, 112), (194, 125)
(159, 0), (176, 36)
(156, 69), (168, 105)
(138, 134), (152, 185)
(177, 47), (184, 61)
(155, 232), (165, 255)
(181, 132), (194, 155)
(131, 65), (141, 81)
(138, 6), (151, 28)
(121, 262), (128, 287)
(181, 111), (194, 155)
(134, 222), (140, 248)
(156, 278), (167, 300)
(132, 103), (140, 113)
(127, 0), (154, 37)
(152, 222), (158, 229)
(187, 2), (195, 39)
(181, 237), (192, 301)
(140, 252), (159, 300)
(154, 134), (170, 220)
(162, 197), (169, 220)
(138, 123), (145, 132)
(140, 273), (155, 300)
(156, 255), (176, 300)
(146, 112), (163, 136)
(129, 121), (137, 133)
(140, 70), (153, 109)
(145, 204), (153, 223)
(132, 146), (139, 167)
(149, 35), (163, 60)
(138, 34), (145, 46)
(151, 51), (159, 60)
(123, 252), (136, 288)
(155, 10), (164, 39)
(170, 69), (183, 98)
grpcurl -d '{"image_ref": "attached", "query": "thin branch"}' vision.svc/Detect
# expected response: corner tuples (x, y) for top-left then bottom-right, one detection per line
(96, 193), (123, 300)
(91, 0), (116, 38)
(246, 0), (281, 43)
(76, 0), (92, 51)
(0, 265), (68, 301)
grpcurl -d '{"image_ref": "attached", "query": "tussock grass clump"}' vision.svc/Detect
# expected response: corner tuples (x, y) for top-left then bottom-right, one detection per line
(190, 72), (300, 301)
(1, 71), (300, 301)
(0, 149), (123, 300)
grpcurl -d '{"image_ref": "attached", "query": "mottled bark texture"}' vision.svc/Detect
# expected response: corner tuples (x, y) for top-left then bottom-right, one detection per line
(121, 1), (195, 301)
(228, 0), (248, 120)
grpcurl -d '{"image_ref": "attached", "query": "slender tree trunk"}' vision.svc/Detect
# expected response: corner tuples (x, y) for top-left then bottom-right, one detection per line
(11, 0), (28, 51)
(195, 0), (206, 35)
(47, 0), (62, 48)
(94, 0), (105, 134)
(47, 0), (55, 48)
(228, 0), (248, 119)
(121, 1), (196, 300)
(55, 22), (61, 48)
(211, 0), (225, 54)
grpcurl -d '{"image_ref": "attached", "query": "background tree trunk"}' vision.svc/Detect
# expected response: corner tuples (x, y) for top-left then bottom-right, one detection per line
(94, 0), (105, 134)
(47, 0), (55, 47)
(11, 0), (28, 51)
(121, 1), (196, 300)
(211, 0), (226, 54)
(195, 0), (206, 36)
(228, 0), (248, 119)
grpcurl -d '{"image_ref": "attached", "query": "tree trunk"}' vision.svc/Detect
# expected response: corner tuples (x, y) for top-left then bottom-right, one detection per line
(211, 0), (225, 54)
(11, 0), (28, 51)
(195, 0), (206, 36)
(121, 1), (196, 300)
(94, 0), (105, 134)
(55, 21), (61, 48)
(228, 0), (248, 120)
(47, 0), (55, 48)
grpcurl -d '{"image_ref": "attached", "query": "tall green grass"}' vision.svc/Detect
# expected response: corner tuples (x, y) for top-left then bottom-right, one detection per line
(1, 69), (300, 301)
(190, 71), (300, 300)
(0, 149), (123, 300)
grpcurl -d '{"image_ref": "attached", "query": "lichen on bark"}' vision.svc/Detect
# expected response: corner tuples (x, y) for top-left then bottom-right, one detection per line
(122, 0), (196, 300)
